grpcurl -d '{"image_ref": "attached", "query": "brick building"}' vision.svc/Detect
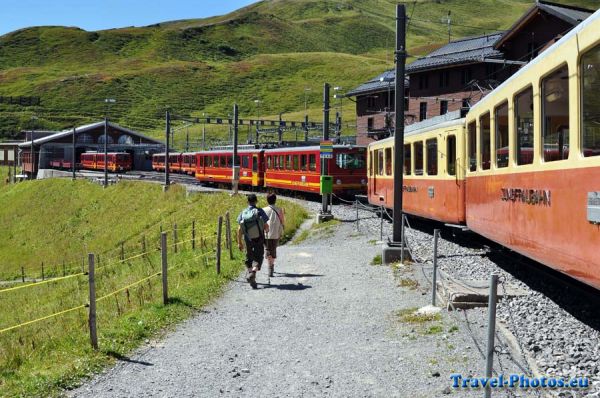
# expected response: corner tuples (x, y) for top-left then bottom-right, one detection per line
(347, 1), (594, 146)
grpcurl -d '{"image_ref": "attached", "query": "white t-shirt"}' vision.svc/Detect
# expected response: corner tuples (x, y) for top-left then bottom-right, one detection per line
(263, 205), (284, 240)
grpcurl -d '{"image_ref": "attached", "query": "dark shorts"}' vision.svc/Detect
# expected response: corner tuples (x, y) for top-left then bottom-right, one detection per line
(264, 239), (279, 259)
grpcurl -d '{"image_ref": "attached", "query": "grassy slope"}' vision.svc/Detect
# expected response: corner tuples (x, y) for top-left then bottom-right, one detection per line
(0, 179), (307, 397)
(0, 0), (596, 143)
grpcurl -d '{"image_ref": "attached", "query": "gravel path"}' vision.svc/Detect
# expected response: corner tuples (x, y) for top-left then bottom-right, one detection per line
(69, 207), (505, 398)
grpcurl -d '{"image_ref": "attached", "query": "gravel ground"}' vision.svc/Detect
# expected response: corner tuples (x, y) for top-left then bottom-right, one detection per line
(330, 200), (599, 398)
(68, 203), (518, 398)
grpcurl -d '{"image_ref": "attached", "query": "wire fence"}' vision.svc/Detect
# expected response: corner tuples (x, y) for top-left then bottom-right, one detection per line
(0, 212), (235, 352)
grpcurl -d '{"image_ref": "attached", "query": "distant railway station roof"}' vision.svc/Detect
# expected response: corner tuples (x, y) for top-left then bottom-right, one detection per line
(405, 32), (505, 73)
(345, 70), (409, 97)
(19, 121), (163, 148)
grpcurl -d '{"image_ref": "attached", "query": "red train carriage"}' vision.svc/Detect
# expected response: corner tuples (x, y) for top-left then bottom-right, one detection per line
(152, 152), (182, 173)
(195, 149), (264, 187)
(181, 153), (196, 175)
(264, 146), (367, 194)
(80, 152), (131, 172)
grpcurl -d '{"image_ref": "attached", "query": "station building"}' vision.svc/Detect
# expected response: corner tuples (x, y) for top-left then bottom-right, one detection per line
(19, 121), (164, 176)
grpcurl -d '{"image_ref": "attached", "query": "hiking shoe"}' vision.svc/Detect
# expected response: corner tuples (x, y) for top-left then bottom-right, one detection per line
(247, 272), (257, 289)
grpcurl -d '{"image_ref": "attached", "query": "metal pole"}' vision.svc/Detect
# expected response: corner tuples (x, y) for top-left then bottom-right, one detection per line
(21, 266), (25, 283)
(401, 214), (406, 263)
(392, 4), (407, 243)
(356, 200), (359, 231)
(72, 127), (76, 180)
(485, 274), (499, 398)
(304, 115), (309, 142)
(161, 232), (168, 305)
(165, 110), (170, 189)
(202, 124), (206, 151)
(120, 242), (124, 260)
(233, 104), (240, 195)
(321, 83), (330, 215)
(226, 211), (233, 260)
(88, 253), (98, 350)
(41, 262), (44, 281)
(30, 129), (34, 179)
(380, 205), (384, 241)
(104, 118), (108, 187)
(278, 113), (283, 144)
(216, 216), (223, 274)
(432, 229), (440, 306)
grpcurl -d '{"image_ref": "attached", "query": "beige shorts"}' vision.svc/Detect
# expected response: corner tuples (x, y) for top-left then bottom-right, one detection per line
(264, 239), (279, 259)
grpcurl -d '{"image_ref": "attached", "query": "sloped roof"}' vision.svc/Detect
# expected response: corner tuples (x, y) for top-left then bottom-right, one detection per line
(495, 1), (594, 50)
(19, 121), (163, 147)
(345, 69), (409, 97)
(406, 32), (505, 73)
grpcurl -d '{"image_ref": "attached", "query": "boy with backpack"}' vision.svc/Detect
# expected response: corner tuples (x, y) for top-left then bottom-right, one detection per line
(237, 194), (269, 289)
(263, 193), (285, 277)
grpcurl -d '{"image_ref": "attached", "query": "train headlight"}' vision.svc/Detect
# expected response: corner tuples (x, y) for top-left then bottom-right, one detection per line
(336, 179), (342, 185)
(361, 179), (366, 185)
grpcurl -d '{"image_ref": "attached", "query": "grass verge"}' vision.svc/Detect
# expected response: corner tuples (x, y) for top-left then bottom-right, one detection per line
(0, 179), (307, 397)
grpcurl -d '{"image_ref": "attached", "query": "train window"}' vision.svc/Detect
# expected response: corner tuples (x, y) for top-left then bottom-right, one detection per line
(279, 155), (285, 170)
(414, 142), (424, 175)
(293, 155), (299, 171)
(542, 65), (570, 162)
(384, 148), (392, 175)
(404, 144), (411, 175)
(199, 156), (203, 167)
(300, 155), (307, 170)
(377, 150), (384, 176)
(226, 156), (233, 167)
(206, 156), (212, 167)
(467, 122), (476, 172)
(495, 102), (509, 168)
(480, 113), (491, 170)
(242, 156), (249, 168)
(581, 44), (600, 157)
(267, 156), (272, 169)
(220, 156), (226, 168)
(286, 155), (292, 170)
(515, 87), (534, 165)
(309, 154), (316, 171)
(447, 135), (456, 176)
(252, 156), (258, 172)
(426, 138), (438, 175)
(369, 151), (374, 176)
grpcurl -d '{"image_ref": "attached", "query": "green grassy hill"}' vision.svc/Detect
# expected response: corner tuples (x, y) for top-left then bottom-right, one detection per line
(0, 0), (596, 143)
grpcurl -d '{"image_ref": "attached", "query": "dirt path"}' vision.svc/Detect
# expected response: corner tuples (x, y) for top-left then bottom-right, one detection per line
(69, 215), (505, 398)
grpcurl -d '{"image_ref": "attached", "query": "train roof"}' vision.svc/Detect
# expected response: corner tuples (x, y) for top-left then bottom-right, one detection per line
(469, 6), (600, 114)
(264, 145), (365, 153)
(368, 114), (465, 148)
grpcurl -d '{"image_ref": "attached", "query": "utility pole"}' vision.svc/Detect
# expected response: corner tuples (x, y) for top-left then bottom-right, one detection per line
(319, 82), (332, 220)
(232, 104), (240, 195)
(185, 124), (190, 152)
(103, 117), (108, 187)
(165, 110), (170, 190)
(382, 4), (408, 264)
(278, 113), (283, 145)
(72, 127), (76, 180)
(304, 115), (309, 142)
(393, 4), (407, 244)
(254, 99), (261, 144)
(446, 11), (451, 43)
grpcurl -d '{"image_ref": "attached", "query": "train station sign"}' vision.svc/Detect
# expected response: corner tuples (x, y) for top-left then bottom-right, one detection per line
(320, 140), (333, 159)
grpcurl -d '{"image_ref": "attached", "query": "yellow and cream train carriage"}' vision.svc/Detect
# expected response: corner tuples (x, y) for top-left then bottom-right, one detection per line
(367, 116), (467, 224)
(368, 8), (600, 289)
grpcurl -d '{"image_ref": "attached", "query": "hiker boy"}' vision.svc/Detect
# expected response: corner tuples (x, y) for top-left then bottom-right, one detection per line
(263, 193), (285, 277)
(237, 194), (269, 289)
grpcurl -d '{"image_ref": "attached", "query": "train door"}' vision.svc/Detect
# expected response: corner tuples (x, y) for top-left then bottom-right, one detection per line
(252, 154), (259, 186)
(372, 148), (385, 200)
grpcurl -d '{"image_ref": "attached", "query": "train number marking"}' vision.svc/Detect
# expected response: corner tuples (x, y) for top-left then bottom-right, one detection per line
(500, 188), (551, 206)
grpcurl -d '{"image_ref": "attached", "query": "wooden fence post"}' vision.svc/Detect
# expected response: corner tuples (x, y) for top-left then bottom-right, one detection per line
(216, 216), (223, 274)
(161, 232), (168, 304)
(88, 253), (98, 350)
(225, 211), (233, 260)
(41, 262), (44, 281)
(21, 266), (25, 283)
(120, 242), (125, 261)
(192, 220), (196, 250)
(142, 235), (146, 254)
(173, 223), (178, 254)
(63, 261), (66, 276)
